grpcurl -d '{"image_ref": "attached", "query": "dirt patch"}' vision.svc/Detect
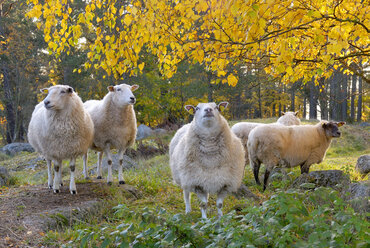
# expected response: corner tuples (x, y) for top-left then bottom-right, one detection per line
(0, 181), (140, 247)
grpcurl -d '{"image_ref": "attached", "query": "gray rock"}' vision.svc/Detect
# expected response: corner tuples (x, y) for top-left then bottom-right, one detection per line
(0, 166), (10, 186)
(90, 154), (137, 175)
(0, 142), (34, 156)
(355, 155), (370, 176)
(136, 124), (153, 140)
(233, 184), (259, 200)
(292, 170), (351, 190)
(153, 128), (167, 136)
(345, 181), (370, 213)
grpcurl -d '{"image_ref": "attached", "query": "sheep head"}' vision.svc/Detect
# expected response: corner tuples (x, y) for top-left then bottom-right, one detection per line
(321, 121), (346, 138)
(107, 84), (139, 107)
(185, 102), (229, 131)
(41, 85), (74, 110)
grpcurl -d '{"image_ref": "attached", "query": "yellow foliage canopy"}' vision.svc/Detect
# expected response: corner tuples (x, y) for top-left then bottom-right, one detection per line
(26, 0), (369, 85)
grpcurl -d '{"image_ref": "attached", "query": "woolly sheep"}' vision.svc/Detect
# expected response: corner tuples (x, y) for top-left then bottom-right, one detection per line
(231, 111), (300, 164)
(248, 121), (345, 191)
(28, 85), (94, 194)
(82, 84), (139, 185)
(169, 102), (245, 218)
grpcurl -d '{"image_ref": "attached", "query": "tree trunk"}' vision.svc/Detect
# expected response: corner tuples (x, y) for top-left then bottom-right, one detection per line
(291, 88), (295, 111)
(207, 71), (213, 102)
(1, 62), (16, 143)
(357, 77), (362, 122)
(303, 96), (307, 119)
(309, 80), (317, 119)
(350, 75), (357, 121)
(341, 74), (348, 121)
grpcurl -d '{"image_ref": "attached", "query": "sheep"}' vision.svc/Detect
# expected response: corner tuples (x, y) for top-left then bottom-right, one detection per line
(82, 84), (139, 185)
(28, 85), (94, 194)
(169, 102), (245, 218)
(231, 111), (300, 164)
(247, 121), (345, 191)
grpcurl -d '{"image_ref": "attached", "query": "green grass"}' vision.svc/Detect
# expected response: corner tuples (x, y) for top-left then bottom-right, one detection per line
(0, 121), (368, 246)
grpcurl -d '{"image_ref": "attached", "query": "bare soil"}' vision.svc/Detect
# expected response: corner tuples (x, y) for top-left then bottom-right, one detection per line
(0, 181), (139, 247)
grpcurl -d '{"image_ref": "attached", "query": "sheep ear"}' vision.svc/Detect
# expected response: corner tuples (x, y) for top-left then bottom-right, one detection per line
(322, 122), (327, 129)
(67, 87), (74, 94)
(295, 111), (299, 116)
(217, 102), (229, 112)
(337, 121), (345, 127)
(131, 85), (139, 91)
(184, 105), (195, 115)
(281, 112), (285, 116)
(40, 88), (49, 94)
(107, 86), (115, 92)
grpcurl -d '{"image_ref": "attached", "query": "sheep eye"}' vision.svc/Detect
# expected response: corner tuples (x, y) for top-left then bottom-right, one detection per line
(61, 90), (66, 94)
(116, 88), (121, 91)
(195, 107), (199, 111)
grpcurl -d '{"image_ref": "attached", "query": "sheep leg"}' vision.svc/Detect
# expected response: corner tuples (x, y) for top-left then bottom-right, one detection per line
(96, 151), (104, 179)
(82, 153), (89, 179)
(263, 167), (271, 191)
(69, 158), (77, 195)
(117, 149), (125, 184)
(251, 159), (261, 185)
(216, 190), (228, 217)
(300, 164), (310, 174)
(47, 159), (53, 189)
(53, 160), (62, 193)
(196, 191), (208, 219)
(104, 145), (113, 185)
(58, 163), (63, 187)
(183, 190), (191, 214)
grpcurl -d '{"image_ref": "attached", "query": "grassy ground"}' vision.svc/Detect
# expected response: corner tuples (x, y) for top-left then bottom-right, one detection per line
(0, 120), (369, 246)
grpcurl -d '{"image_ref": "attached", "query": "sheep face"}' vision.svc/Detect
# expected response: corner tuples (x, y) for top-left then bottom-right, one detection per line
(185, 102), (229, 130)
(322, 121), (345, 138)
(107, 84), (139, 107)
(41, 85), (74, 110)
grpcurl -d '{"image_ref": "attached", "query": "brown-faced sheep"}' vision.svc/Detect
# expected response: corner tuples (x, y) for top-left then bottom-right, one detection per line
(169, 102), (245, 218)
(247, 121), (345, 191)
(231, 111), (300, 164)
(28, 85), (94, 194)
(82, 84), (139, 185)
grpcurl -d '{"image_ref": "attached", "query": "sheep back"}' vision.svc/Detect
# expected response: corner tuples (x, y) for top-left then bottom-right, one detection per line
(28, 89), (94, 161)
(84, 94), (137, 151)
(248, 122), (331, 170)
(170, 116), (245, 194)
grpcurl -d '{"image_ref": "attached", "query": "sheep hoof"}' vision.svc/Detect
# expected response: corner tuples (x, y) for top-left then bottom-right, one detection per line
(71, 190), (77, 195)
(97, 176), (102, 179)
(54, 189), (60, 194)
(60, 183), (64, 187)
(107, 182), (112, 186)
(48, 185), (53, 189)
(119, 180), (126, 185)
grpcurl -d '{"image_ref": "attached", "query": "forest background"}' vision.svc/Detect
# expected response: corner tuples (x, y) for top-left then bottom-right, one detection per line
(0, 0), (369, 144)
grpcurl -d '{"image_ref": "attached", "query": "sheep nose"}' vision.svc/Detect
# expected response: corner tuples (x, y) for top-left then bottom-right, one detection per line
(44, 100), (50, 106)
(204, 108), (213, 113)
(336, 131), (341, 136)
(130, 97), (136, 103)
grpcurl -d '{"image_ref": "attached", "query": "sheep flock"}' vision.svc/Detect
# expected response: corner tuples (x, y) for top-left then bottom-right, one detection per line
(27, 84), (346, 218)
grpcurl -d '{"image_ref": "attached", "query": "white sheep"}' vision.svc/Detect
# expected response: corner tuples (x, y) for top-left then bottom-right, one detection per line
(247, 121), (345, 190)
(28, 85), (94, 194)
(231, 111), (300, 164)
(169, 102), (245, 218)
(82, 84), (139, 185)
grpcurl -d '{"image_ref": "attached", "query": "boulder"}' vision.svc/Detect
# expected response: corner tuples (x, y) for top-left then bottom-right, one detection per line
(345, 181), (370, 214)
(355, 155), (370, 176)
(292, 170), (351, 190)
(136, 124), (153, 140)
(0, 166), (10, 186)
(0, 143), (34, 156)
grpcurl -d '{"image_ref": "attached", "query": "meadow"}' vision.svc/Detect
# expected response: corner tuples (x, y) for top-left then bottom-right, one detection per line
(0, 119), (369, 247)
